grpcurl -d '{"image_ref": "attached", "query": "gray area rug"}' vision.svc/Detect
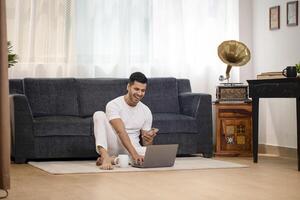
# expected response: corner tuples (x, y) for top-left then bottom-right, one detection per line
(28, 157), (247, 174)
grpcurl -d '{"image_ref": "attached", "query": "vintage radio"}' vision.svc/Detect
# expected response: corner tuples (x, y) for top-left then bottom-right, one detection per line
(216, 83), (249, 102)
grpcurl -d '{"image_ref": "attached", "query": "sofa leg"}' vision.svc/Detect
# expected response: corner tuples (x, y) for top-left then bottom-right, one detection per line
(202, 153), (213, 158)
(14, 157), (27, 164)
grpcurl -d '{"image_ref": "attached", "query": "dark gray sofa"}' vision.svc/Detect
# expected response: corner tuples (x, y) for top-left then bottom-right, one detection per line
(9, 78), (213, 163)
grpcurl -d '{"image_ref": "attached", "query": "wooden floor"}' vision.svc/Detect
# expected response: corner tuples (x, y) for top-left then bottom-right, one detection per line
(3, 155), (300, 200)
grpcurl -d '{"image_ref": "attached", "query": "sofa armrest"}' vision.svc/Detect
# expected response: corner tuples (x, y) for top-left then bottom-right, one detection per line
(10, 94), (34, 163)
(179, 92), (213, 156)
(179, 92), (212, 126)
(179, 93), (211, 117)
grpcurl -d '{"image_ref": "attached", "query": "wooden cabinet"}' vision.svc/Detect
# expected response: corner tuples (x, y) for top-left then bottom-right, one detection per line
(214, 103), (252, 156)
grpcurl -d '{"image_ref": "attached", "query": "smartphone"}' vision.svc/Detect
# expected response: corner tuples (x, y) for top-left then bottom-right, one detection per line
(151, 128), (159, 133)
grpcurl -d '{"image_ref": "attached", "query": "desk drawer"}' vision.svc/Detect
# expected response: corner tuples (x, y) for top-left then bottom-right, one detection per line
(218, 108), (252, 118)
(249, 81), (300, 98)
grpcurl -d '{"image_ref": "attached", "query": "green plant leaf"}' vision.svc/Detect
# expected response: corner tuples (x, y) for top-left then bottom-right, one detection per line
(7, 41), (18, 68)
(296, 63), (300, 73)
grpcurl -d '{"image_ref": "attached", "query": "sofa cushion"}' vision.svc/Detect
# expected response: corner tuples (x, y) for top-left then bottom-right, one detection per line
(77, 78), (128, 117)
(34, 116), (92, 136)
(142, 78), (180, 113)
(24, 78), (79, 117)
(152, 113), (197, 134)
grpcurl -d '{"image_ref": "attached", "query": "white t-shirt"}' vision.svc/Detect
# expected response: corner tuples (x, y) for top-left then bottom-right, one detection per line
(106, 96), (152, 147)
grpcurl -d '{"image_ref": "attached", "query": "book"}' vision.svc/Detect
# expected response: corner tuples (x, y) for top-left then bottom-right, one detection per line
(259, 71), (282, 75)
(256, 71), (285, 80)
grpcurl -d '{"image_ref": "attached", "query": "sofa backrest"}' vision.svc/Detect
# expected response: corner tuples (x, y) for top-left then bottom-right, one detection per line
(177, 79), (191, 94)
(14, 77), (187, 117)
(23, 78), (79, 117)
(77, 78), (128, 117)
(142, 78), (180, 114)
(9, 79), (24, 94)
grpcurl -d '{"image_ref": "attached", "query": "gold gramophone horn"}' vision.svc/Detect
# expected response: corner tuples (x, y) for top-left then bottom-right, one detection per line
(218, 40), (251, 82)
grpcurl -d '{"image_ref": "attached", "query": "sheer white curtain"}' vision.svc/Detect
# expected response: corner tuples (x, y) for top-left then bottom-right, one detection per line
(6, 0), (238, 94)
(150, 0), (239, 93)
(6, 0), (76, 77)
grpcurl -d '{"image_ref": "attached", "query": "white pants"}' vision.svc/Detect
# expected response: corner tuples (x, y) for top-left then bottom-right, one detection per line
(93, 111), (146, 157)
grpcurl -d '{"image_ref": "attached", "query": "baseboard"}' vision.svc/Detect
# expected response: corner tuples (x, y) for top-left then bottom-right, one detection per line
(258, 144), (297, 159)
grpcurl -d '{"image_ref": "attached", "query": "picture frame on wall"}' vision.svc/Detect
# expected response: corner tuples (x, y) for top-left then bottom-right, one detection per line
(287, 1), (298, 26)
(269, 6), (280, 30)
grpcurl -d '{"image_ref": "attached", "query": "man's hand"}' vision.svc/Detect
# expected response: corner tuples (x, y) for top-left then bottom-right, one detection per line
(132, 154), (144, 165)
(110, 118), (141, 160)
(142, 128), (158, 146)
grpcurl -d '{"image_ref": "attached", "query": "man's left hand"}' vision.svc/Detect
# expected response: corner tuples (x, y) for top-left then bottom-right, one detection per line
(142, 128), (158, 145)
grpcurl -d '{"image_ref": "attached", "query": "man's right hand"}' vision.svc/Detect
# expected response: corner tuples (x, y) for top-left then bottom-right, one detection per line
(110, 118), (144, 164)
(132, 154), (144, 165)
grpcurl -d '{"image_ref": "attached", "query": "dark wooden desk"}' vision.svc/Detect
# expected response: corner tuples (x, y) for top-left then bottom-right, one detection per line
(247, 78), (300, 171)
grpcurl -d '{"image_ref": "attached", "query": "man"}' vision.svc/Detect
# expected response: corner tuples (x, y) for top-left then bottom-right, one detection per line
(93, 72), (158, 170)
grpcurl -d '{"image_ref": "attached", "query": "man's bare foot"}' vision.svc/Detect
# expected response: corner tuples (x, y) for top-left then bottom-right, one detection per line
(100, 155), (113, 170)
(96, 146), (119, 170)
(96, 156), (118, 166)
(96, 156), (102, 166)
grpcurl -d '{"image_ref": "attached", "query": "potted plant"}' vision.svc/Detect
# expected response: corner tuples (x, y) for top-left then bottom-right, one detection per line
(8, 41), (18, 68)
(296, 63), (300, 77)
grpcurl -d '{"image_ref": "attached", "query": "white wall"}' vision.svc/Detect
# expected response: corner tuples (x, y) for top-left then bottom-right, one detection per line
(239, 0), (254, 84)
(240, 0), (300, 148)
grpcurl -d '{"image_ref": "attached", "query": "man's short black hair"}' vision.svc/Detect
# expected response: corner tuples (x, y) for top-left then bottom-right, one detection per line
(129, 72), (148, 84)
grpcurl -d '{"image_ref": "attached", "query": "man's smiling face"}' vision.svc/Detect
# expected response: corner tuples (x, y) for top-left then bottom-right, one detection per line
(126, 81), (147, 106)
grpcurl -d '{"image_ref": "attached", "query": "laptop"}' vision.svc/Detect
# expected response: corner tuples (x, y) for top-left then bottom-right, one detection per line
(132, 144), (178, 168)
